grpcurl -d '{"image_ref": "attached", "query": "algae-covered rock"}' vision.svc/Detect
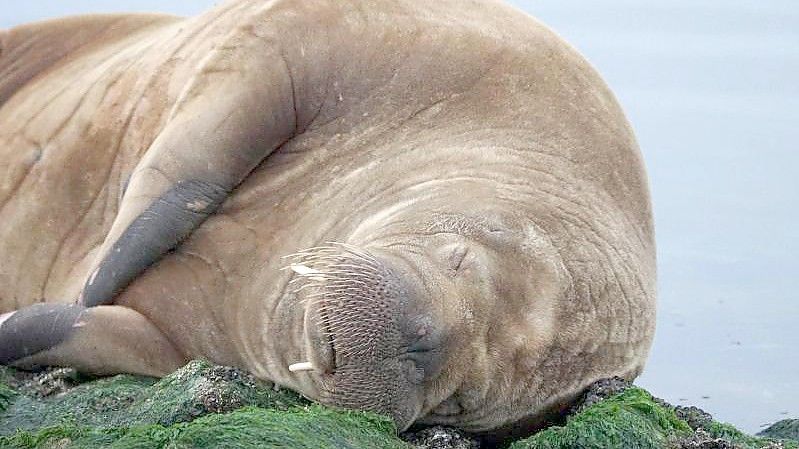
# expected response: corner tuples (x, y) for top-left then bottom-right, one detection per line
(508, 387), (693, 449)
(672, 406), (714, 431)
(0, 360), (409, 448)
(0, 361), (794, 449)
(759, 420), (799, 443)
(508, 387), (796, 449)
(0, 360), (304, 434)
(697, 421), (796, 448)
(568, 376), (632, 414)
(0, 406), (409, 449)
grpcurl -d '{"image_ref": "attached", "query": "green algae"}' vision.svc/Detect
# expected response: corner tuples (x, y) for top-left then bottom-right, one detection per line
(0, 406), (408, 449)
(507, 387), (797, 449)
(0, 360), (408, 448)
(0, 383), (17, 413)
(0, 360), (305, 435)
(0, 361), (794, 449)
(706, 420), (798, 448)
(508, 387), (692, 449)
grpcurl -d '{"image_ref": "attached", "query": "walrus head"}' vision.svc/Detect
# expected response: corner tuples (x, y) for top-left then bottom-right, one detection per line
(285, 192), (570, 433)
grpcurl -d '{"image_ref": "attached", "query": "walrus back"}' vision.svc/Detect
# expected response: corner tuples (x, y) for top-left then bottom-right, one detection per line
(0, 13), (178, 108)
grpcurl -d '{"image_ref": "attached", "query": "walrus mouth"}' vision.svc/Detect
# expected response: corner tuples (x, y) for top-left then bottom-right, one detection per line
(282, 242), (417, 422)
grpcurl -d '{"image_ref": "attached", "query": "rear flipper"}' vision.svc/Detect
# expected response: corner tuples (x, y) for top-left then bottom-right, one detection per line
(0, 304), (186, 377)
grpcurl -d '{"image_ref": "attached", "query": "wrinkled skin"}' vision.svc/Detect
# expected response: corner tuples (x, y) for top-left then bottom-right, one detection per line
(0, 0), (656, 435)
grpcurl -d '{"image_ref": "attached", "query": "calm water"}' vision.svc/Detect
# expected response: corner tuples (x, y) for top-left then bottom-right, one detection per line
(4, 0), (798, 434)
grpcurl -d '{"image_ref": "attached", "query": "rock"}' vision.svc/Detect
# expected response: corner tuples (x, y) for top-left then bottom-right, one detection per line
(402, 425), (479, 448)
(508, 387), (694, 449)
(673, 428), (794, 449)
(569, 376), (632, 414)
(21, 367), (83, 398)
(759, 420), (799, 442)
(0, 360), (407, 448)
(673, 406), (714, 431)
(507, 384), (796, 449)
(0, 362), (795, 449)
(672, 428), (741, 449)
(0, 359), (306, 434)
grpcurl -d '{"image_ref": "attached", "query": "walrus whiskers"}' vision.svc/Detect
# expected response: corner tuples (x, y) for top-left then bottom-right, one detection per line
(284, 243), (404, 362)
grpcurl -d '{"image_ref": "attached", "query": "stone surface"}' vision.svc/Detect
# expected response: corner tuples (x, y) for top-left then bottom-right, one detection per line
(569, 376), (632, 414)
(674, 406), (715, 431)
(402, 425), (479, 449)
(0, 362), (794, 449)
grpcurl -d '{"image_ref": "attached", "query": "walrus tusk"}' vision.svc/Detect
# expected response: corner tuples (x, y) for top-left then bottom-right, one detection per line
(289, 361), (314, 372)
(290, 264), (321, 276)
(0, 312), (14, 328)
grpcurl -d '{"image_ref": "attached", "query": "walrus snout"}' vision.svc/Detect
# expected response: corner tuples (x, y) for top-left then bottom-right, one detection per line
(285, 243), (441, 429)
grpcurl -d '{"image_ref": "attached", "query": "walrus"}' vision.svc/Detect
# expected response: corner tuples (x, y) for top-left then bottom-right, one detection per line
(0, 0), (656, 436)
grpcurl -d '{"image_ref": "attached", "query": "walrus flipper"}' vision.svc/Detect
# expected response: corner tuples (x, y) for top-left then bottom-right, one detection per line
(81, 180), (228, 307)
(0, 304), (185, 376)
(79, 36), (297, 307)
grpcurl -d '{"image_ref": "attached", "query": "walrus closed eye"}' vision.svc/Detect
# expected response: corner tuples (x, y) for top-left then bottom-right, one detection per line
(0, 0), (655, 436)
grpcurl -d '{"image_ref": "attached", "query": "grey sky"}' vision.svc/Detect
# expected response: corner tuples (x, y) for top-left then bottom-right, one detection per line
(4, 0), (798, 434)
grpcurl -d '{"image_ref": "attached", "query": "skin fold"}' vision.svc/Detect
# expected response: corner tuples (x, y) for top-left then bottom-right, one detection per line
(0, 0), (655, 435)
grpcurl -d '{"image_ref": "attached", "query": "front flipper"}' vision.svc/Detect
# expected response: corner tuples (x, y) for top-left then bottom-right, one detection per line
(79, 36), (297, 306)
(0, 304), (186, 376)
(81, 180), (229, 307)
